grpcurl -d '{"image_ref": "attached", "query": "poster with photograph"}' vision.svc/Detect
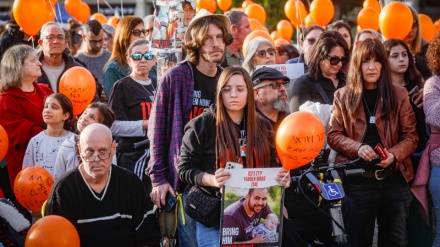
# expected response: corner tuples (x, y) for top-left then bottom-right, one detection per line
(151, 0), (196, 80)
(220, 168), (284, 247)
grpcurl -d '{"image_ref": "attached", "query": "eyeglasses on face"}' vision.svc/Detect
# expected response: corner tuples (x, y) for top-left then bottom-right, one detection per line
(45, 35), (66, 41)
(220, 86), (247, 95)
(88, 38), (104, 45)
(146, 28), (153, 35)
(131, 52), (154, 61)
(326, 55), (345, 65)
(255, 81), (289, 90)
(305, 38), (316, 46)
(255, 48), (277, 58)
(132, 29), (147, 37)
(81, 151), (112, 162)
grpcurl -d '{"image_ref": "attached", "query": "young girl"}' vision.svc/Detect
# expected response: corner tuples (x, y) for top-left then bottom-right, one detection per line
(178, 66), (289, 246)
(22, 94), (76, 177)
(53, 102), (115, 181)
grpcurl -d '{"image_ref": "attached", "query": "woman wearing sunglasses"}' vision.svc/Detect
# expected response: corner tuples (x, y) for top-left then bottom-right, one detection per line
(108, 39), (157, 193)
(290, 31), (349, 112)
(242, 37), (277, 75)
(178, 66), (289, 246)
(327, 39), (417, 247)
(104, 16), (156, 98)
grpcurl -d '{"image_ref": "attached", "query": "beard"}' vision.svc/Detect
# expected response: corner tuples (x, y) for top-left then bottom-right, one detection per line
(201, 48), (225, 64)
(273, 93), (289, 111)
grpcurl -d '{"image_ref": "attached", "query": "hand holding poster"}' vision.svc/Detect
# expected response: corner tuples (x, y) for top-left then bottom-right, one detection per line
(221, 167), (284, 246)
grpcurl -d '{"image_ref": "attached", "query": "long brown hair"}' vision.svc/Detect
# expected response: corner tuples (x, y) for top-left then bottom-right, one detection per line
(104, 16), (144, 70)
(183, 16), (233, 65)
(345, 39), (396, 121)
(383, 39), (423, 89)
(216, 66), (271, 168)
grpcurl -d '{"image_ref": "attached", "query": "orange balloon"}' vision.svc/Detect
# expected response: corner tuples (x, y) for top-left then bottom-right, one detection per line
(65, 0), (90, 24)
(379, 2), (412, 40)
(217, 0), (232, 12)
(357, 7), (379, 31)
(276, 112), (325, 170)
(14, 166), (54, 212)
(310, 0), (334, 26)
(242, 30), (273, 57)
(277, 20), (294, 41)
(284, 0), (307, 27)
(305, 13), (319, 27)
(244, 3), (266, 26)
(274, 38), (290, 46)
(363, 0), (381, 13)
(197, 0), (217, 14)
(249, 18), (264, 31)
(271, 31), (282, 41)
(242, 0), (253, 9)
(0, 125), (8, 161)
(25, 215), (80, 247)
(90, 13), (107, 24)
(13, 0), (48, 36)
(435, 19), (440, 32)
(419, 14), (436, 42)
(107, 16), (121, 28)
(59, 67), (96, 116)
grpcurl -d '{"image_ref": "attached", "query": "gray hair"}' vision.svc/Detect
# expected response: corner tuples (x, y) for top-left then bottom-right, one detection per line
(242, 37), (273, 75)
(224, 10), (248, 26)
(0, 45), (36, 92)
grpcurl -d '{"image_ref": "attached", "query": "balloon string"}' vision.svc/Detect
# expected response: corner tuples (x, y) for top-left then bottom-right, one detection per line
(281, 171), (289, 186)
(97, 0), (100, 13)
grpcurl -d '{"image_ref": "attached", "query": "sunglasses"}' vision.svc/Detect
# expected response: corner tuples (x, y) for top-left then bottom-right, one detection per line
(255, 48), (277, 58)
(326, 55), (345, 65)
(305, 38), (316, 46)
(255, 81), (289, 90)
(131, 52), (154, 61)
(132, 29), (147, 37)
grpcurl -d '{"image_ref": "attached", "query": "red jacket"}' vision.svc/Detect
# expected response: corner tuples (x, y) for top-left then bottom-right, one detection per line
(0, 83), (53, 187)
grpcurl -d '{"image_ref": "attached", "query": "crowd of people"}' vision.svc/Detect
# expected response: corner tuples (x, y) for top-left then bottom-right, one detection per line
(0, 3), (439, 247)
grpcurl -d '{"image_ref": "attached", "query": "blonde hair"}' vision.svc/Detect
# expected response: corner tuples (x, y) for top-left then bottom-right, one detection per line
(0, 45), (36, 92)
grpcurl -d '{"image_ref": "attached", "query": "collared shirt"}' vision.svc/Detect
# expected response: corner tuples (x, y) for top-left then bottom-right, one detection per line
(224, 48), (243, 66)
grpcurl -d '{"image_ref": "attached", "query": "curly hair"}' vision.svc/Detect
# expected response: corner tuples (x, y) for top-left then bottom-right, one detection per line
(427, 33), (440, 76)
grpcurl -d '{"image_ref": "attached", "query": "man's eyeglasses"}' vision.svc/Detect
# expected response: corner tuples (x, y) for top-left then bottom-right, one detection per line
(255, 48), (277, 58)
(132, 29), (147, 37)
(81, 151), (112, 162)
(131, 52), (155, 61)
(326, 55), (345, 65)
(305, 38), (316, 46)
(45, 35), (66, 41)
(88, 38), (104, 45)
(255, 81), (289, 90)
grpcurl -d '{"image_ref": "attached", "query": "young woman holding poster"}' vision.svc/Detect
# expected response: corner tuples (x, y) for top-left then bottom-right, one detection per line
(178, 66), (289, 247)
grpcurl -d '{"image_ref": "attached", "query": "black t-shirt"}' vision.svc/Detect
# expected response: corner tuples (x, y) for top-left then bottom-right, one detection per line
(362, 88), (381, 156)
(190, 64), (220, 120)
(108, 76), (157, 150)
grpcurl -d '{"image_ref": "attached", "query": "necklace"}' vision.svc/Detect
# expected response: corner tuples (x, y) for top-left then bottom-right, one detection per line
(23, 87), (36, 96)
(134, 78), (156, 99)
(362, 94), (378, 124)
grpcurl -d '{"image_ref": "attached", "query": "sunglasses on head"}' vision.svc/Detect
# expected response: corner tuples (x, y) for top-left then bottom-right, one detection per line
(131, 52), (154, 61)
(132, 29), (147, 37)
(326, 55), (345, 65)
(255, 48), (277, 58)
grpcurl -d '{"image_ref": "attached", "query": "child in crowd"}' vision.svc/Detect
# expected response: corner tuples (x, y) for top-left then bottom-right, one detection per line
(251, 213), (279, 243)
(22, 94), (75, 176)
(53, 102), (115, 180)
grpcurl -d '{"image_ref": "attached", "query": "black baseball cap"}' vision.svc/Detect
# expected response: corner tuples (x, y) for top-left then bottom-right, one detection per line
(252, 67), (290, 86)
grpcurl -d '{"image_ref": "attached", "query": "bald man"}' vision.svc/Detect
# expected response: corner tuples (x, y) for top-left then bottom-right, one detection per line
(45, 123), (160, 247)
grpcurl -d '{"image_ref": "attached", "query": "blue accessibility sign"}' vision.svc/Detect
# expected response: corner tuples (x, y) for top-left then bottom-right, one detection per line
(323, 183), (343, 200)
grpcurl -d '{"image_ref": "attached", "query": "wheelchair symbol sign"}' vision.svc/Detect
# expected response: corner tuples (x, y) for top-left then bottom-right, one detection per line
(323, 183), (343, 200)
